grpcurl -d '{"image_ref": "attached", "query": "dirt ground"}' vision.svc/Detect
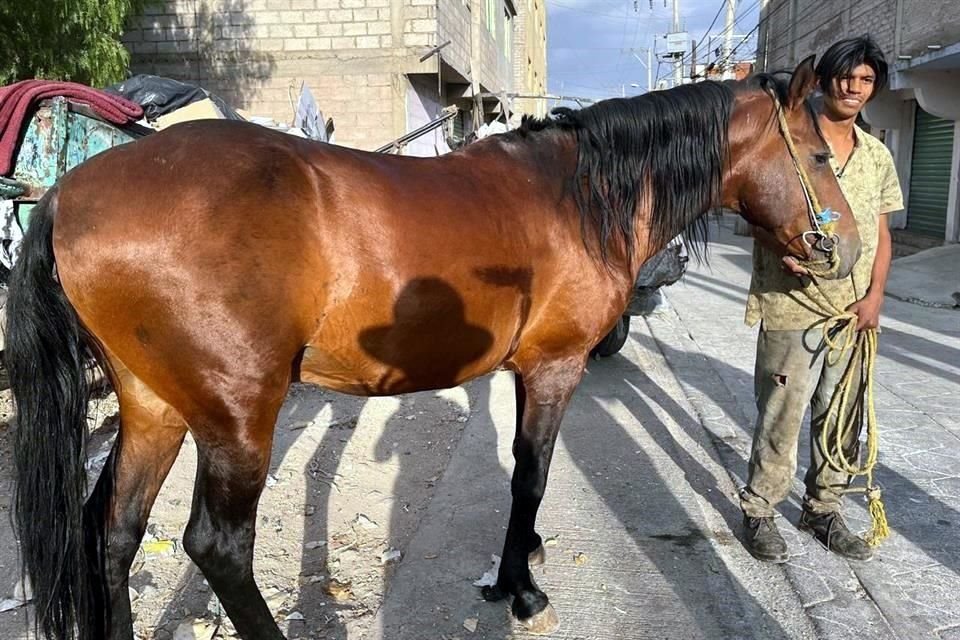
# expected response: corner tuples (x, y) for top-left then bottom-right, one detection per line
(0, 379), (478, 639)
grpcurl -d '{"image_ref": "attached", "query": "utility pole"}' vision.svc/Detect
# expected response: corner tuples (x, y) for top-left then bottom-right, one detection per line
(672, 0), (682, 87)
(648, 46), (653, 92)
(758, 0), (771, 70)
(691, 39), (697, 82)
(723, 0), (737, 79)
(631, 49), (653, 93)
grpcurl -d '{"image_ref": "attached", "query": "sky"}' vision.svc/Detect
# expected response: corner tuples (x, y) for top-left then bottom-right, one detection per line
(545, 0), (761, 103)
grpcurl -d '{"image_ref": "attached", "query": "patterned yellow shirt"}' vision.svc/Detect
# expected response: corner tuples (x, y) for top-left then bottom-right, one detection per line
(745, 125), (904, 330)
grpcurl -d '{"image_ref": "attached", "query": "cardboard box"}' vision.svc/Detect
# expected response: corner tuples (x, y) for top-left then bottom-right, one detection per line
(155, 98), (224, 129)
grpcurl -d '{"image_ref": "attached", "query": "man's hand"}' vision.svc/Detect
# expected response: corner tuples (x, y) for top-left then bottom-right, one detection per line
(847, 292), (884, 330)
(782, 255), (809, 277)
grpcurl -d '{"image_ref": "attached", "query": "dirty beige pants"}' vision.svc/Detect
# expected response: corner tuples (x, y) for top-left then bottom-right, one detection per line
(740, 326), (864, 518)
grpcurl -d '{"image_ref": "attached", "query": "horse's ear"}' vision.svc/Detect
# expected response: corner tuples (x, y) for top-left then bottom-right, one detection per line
(787, 55), (818, 110)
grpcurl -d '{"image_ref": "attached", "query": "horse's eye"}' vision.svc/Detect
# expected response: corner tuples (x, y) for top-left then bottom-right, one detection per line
(813, 152), (832, 166)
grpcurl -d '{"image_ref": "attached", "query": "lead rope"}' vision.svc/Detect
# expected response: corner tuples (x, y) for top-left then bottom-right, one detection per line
(770, 94), (889, 547)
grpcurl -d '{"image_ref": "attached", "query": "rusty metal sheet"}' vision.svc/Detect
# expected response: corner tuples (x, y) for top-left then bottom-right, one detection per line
(11, 97), (140, 198)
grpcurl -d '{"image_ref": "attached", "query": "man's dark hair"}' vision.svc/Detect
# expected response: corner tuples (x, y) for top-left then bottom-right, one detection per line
(815, 35), (889, 100)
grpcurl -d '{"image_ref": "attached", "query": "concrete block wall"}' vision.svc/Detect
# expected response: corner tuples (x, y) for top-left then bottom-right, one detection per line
(758, 0), (959, 72)
(124, 0), (537, 149)
(848, 0), (897, 58)
(124, 0), (435, 149)
(900, 0), (960, 58)
(760, 0), (897, 71)
(470, 0), (509, 97)
(401, 0), (438, 51)
(125, 0), (399, 65)
(437, 0), (471, 80)
(511, 0), (546, 116)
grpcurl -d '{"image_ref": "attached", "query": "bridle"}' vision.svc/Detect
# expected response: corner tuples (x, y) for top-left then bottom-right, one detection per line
(769, 91), (842, 276)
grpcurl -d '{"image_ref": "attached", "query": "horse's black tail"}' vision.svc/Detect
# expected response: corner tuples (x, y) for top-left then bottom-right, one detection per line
(6, 189), (111, 640)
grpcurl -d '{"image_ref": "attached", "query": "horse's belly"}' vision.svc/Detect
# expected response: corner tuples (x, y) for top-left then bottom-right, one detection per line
(298, 340), (506, 396)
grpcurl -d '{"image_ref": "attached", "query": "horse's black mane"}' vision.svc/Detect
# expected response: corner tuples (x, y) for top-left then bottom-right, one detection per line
(508, 73), (791, 265)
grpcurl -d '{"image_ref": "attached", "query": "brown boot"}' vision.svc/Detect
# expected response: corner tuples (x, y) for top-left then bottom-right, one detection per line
(799, 510), (874, 561)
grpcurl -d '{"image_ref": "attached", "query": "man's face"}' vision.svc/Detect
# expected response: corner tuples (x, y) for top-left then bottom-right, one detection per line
(823, 63), (877, 119)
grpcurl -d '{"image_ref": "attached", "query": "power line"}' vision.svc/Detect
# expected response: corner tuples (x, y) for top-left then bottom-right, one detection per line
(552, 66), (642, 75)
(690, 0), (729, 61)
(550, 47), (656, 51)
(612, 0), (639, 90)
(709, 21), (763, 73)
(545, 0), (646, 22)
(655, 0), (763, 86)
(620, 3), (653, 92)
(660, 0), (825, 86)
(671, 0), (763, 67)
(656, 0), (757, 84)
(762, 7), (845, 59)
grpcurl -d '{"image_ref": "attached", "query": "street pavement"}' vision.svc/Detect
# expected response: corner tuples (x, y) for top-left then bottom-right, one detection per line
(884, 243), (960, 309)
(644, 217), (960, 640)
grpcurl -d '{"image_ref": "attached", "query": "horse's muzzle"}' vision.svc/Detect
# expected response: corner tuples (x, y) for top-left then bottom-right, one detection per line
(812, 237), (861, 279)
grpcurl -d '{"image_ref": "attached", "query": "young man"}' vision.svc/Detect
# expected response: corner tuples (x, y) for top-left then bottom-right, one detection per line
(740, 36), (904, 563)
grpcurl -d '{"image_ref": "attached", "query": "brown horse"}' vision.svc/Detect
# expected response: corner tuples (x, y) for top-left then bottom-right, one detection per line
(7, 57), (858, 640)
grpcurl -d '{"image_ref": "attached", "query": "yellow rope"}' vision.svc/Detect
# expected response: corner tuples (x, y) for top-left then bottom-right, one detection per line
(804, 285), (889, 547)
(771, 93), (889, 547)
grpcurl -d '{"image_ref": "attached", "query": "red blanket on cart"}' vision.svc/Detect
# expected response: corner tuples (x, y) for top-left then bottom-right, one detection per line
(0, 80), (143, 176)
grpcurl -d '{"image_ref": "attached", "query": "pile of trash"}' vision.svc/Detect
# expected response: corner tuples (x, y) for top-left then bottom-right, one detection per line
(106, 75), (334, 142)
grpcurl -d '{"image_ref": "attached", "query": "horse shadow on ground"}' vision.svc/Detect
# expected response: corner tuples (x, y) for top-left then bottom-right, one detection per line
(560, 348), (793, 639)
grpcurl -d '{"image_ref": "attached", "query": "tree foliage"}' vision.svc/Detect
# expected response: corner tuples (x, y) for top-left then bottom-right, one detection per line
(0, 0), (154, 87)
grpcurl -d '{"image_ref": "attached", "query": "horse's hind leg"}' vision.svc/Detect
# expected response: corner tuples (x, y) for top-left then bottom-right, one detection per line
(181, 384), (288, 640)
(97, 370), (187, 640)
(483, 357), (585, 634)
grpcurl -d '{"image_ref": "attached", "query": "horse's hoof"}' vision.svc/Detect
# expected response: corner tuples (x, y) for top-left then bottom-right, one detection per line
(528, 544), (547, 566)
(519, 603), (560, 635)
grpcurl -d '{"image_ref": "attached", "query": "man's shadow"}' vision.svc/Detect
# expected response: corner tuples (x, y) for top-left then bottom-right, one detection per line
(152, 278), (496, 637)
(289, 277), (503, 638)
(362, 276), (526, 639)
(358, 277), (495, 393)
(651, 317), (960, 578)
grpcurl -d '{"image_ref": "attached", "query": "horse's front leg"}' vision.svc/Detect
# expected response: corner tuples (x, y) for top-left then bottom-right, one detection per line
(483, 359), (584, 634)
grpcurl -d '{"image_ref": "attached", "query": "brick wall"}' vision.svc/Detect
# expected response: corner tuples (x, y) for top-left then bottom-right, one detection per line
(759, 0), (897, 71)
(472, 0), (508, 96)
(125, 0), (438, 149)
(124, 0), (539, 149)
(900, 0), (960, 58)
(759, 0), (960, 72)
(511, 0), (546, 116)
(437, 0), (471, 79)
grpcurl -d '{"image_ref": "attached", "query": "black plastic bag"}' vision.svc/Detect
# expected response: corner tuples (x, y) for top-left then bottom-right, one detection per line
(634, 239), (688, 290)
(106, 75), (243, 121)
(624, 239), (688, 315)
